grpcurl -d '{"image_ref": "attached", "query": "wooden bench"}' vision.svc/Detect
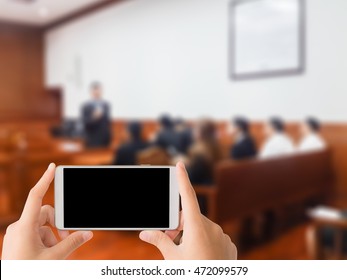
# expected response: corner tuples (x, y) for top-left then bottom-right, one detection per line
(195, 150), (335, 232)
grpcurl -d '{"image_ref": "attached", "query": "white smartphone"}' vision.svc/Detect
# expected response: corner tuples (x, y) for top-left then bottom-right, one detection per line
(55, 165), (179, 231)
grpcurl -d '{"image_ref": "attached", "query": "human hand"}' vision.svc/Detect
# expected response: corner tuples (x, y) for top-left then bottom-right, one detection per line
(139, 162), (237, 260)
(1, 163), (93, 260)
(170, 155), (188, 166)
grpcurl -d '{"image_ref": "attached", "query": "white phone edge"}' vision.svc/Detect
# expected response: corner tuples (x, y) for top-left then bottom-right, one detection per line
(54, 165), (179, 231)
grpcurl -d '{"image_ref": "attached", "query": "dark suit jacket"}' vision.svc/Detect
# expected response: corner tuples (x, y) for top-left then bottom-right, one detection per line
(186, 155), (214, 185)
(82, 101), (111, 148)
(113, 140), (149, 165)
(154, 128), (181, 155)
(230, 135), (257, 160)
(176, 129), (193, 154)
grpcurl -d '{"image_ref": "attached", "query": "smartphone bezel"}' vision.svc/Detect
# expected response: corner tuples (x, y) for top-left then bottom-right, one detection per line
(55, 165), (179, 231)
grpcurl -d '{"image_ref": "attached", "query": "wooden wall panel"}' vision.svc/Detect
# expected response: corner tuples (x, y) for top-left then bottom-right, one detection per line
(320, 124), (347, 197)
(0, 22), (60, 121)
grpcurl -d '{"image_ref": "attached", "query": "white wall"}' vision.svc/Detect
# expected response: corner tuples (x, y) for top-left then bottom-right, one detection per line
(45, 0), (347, 121)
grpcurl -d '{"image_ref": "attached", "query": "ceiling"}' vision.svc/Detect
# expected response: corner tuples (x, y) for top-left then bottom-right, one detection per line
(0, 0), (106, 26)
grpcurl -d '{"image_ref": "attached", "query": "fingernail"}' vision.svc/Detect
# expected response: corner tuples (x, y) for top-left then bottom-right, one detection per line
(177, 161), (185, 170)
(48, 163), (55, 170)
(139, 231), (148, 241)
(82, 231), (93, 241)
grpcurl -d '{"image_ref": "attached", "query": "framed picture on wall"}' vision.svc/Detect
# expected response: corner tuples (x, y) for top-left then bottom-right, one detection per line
(229, 0), (306, 80)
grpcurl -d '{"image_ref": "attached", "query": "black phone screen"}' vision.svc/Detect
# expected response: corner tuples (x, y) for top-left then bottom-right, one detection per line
(63, 168), (170, 228)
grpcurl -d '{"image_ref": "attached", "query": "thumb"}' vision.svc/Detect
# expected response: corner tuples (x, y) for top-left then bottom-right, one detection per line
(139, 231), (175, 258)
(49, 231), (93, 259)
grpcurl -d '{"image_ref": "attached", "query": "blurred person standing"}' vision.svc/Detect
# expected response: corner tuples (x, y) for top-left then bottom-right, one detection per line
(174, 118), (193, 155)
(113, 121), (149, 165)
(228, 117), (257, 160)
(81, 82), (112, 148)
(185, 119), (222, 185)
(259, 117), (294, 159)
(298, 117), (326, 152)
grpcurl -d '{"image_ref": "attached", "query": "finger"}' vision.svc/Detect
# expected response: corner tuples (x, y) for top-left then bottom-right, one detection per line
(176, 162), (201, 221)
(39, 205), (55, 227)
(165, 231), (183, 245)
(58, 230), (70, 240)
(224, 235), (237, 260)
(20, 163), (56, 225)
(40, 226), (58, 248)
(139, 231), (175, 258)
(49, 231), (93, 259)
(165, 230), (181, 241)
(165, 211), (184, 240)
(39, 205), (69, 240)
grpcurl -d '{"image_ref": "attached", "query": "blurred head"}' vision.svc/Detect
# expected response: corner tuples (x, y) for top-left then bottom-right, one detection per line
(264, 117), (285, 137)
(229, 117), (250, 136)
(90, 82), (102, 100)
(175, 117), (188, 131)
(175, 117), (184, 126)
(127, 121), (142, 140)
(192, 119), (221, 163)
(300, 117), (321, 136)
(159, 114), (173, 129)
(194, 119), (217, 143)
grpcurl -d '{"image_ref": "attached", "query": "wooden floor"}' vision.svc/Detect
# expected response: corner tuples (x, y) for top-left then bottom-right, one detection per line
(0, 187), (312, 260)
(0, 185), (320, 260)
(3, 174), (346, 260)
(2, 185), (347, 260)
(0, 223), (310, 260)
(241, 225), (309, 260)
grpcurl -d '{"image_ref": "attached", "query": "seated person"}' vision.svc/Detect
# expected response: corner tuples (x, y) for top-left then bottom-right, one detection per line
(153, 114), (180, 156)
(259, 117), (295, 159)
(81, 82), (112, 148)
(228, 117), (257, 160)
(185, 119), (222, 186)
(174, 118), (193, 155)
(298, 117), (326, 152)
(113, 121), (149, 165)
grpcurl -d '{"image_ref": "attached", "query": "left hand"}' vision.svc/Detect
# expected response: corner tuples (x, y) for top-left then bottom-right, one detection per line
(1, 163), (93, 260)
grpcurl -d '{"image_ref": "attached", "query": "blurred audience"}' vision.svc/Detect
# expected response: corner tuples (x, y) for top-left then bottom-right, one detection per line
(298, 117), (326, 152)
(259, 117), (294, 159)
(228, 117), (257, 160)
(185, 119), (223, 185)
(81, 82), (112, 148)
(153, 114), (180, 156)
(174, 118), (193, 155)
(113, 121), (149, 165)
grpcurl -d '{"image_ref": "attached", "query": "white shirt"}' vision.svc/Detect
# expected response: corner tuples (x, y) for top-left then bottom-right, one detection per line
(93, 100), (104, 114)
(234, 133), (246, 144)
(259, 133), (295, 159)
(297, 134), (326, 152)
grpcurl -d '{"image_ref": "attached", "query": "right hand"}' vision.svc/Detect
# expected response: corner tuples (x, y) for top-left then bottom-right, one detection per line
(139, 162), (237, 260)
